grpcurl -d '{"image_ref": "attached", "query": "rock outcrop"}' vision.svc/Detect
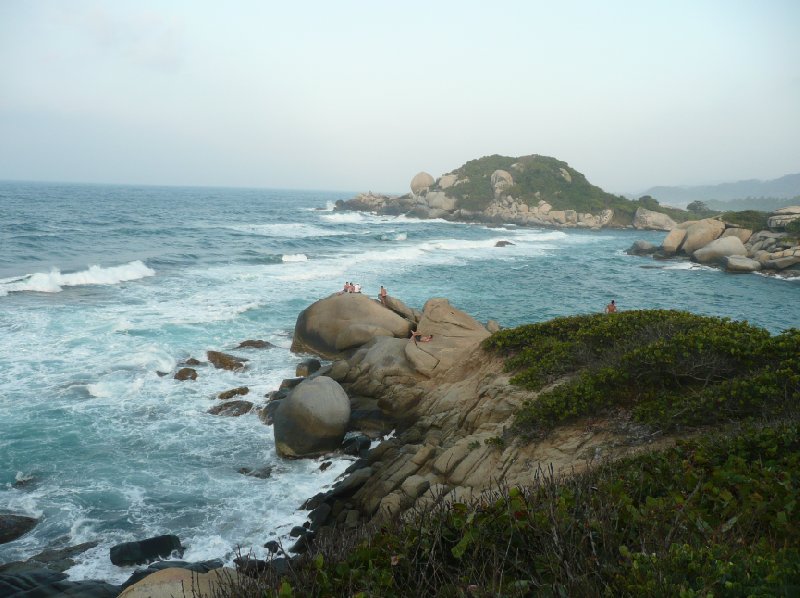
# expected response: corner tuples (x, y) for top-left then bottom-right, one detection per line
(0, 514), (37, 544)
(692, 236), (747, 264)
(110, 535), (183, 567)
(291, 293), (413, 359)
(118, 567), (239, 598)
(273, 377), (351, 458)
(767, 205), (800, 229)
(632, 207), (676, 231)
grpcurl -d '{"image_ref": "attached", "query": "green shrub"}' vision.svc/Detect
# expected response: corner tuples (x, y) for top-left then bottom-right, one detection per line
(719, 210), (769, 231)
(238, 422), (800, 597)
(484, 310), (800, 437)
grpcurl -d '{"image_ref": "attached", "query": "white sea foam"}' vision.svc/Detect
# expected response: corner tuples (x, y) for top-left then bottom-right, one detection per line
(380, 232), (407, 241)
(0, 260), (155, 295)
(226, 223), (344, 238)
(282, 253), (308, 262)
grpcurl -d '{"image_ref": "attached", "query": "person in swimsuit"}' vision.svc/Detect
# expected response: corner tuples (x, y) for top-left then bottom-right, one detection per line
(605, 299), (617, 314)
(379, 285), (388, 306)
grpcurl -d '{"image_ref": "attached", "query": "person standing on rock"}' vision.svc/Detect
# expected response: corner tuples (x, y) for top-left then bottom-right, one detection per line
(379, 285), (388, 306)
(605, 299), (617, 314)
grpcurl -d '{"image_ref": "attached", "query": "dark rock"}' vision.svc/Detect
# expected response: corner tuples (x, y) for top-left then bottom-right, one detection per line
(156, 371), (169, 377)
(348, 409), (395, 438)
(234, 556), (268, 577)
(109, 534), (183, 566)
(289, 532), (315, 554)
(344, 459), (369, 475)
(237, 339), (275, 349)
(289, 526), (307, 538)
(308, 504), (332, 531)
(0, 514), (38, 544)
(0, 541), (99, 574)
(256, 401), (281, 425)
(319, 461), (332, 472)
(120, 559), (224, 591)
(173, 367), (197, 381)
(11, 475), (36, 490)
(217, 386), (250, 400)
(237, 466), (272, 479)
(207, 350), (247, 371)
(626, 240), (658, 256)
(268, 557), (291, 576)
(263, 540), (281, 554)
(183, 357), (202, 366)
(296, 358), (321, 377)
(266, 388), (290, 401)
(494, 240), (515, 247)
(300, 491), (328, 511)
(279, 377), (304, 391)
(342, 434), (371, 457)
(208, 400), (253, 417)
(0, 568), (119, 597)
(329, 467), (373, 500)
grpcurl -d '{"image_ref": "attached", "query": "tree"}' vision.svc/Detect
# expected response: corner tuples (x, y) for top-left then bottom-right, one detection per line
(687, 200), (710, 212)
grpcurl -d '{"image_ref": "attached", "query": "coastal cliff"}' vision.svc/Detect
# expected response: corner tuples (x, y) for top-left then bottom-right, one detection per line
(336, 154), (685, 231)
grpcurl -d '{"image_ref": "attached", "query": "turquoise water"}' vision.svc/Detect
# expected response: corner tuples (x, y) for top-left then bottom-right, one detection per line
(1, 181), (798, 582)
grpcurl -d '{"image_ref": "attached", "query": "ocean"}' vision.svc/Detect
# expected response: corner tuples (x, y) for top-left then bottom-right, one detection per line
(1, 181), (798, 583)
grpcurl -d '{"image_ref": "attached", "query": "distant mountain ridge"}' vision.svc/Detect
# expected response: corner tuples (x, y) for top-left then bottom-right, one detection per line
(639, 173), (800, 209)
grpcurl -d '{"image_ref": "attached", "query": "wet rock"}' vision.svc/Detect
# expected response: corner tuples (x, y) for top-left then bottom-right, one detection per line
(208, 400), (253, 417)
(110, 534), (183, 567)
(296, 358), (321, 377)
(237, 466), (272, 479)
(173, 368), (197, 381)
(494, 240), (514, 247)
(274, 377), (351, 458)
(626, 240), (658, 255)
(289, 532), (315, 554)
(342, 434), (371, 457)
(279, 377), (304, 391)
(207, 351), (247, 371)
(0, 568), (119, 597)
(308, 504), (332, 531)
(183, 358), (202, 366)
(217, 386), (249, 400)
(263, 540), (281, 554)
(0, 514), (38, 544)
(256, 401), (281, 425)
(319, 461), (332, 472)
(266, 388), (289, 401)
(233, 556), (269, 577)
(237, 339), (275, 349)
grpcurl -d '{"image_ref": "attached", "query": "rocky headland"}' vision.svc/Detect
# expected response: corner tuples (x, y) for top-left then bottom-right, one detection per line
(335, 154), (683, 231)
(626, 206), (800, 276)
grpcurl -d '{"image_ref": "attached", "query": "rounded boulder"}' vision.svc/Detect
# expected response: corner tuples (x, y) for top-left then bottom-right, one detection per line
(273, 377), (351, 458)
(291, 293), (412, 359)
(410, 172), (435, 195)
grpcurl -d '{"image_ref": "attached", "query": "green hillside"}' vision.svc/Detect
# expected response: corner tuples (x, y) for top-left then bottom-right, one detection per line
(439, 154), (688, 223)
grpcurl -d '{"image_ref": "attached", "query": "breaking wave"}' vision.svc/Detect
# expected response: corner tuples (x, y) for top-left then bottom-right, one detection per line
(0, 260), (155, 296)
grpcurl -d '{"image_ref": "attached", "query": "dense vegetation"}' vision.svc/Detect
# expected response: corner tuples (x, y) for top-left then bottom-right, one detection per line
(220, 311), (799, 596)
(439, 154), (688, 224)
(484, 310), (799, 437)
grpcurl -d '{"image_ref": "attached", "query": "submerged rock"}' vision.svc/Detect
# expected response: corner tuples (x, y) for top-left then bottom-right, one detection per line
(206, 351), (247, 371)
(208, 400), (253, 417)
(626, 240), (658, 255)
(0, 514), (37, 544)
(173, 368), (197, 381)
(217, 386), (249, 400)
(237, 339), (274, 349)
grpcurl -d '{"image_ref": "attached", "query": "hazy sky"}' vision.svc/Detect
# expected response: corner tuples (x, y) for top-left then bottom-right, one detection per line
(1, 1), (798, 194)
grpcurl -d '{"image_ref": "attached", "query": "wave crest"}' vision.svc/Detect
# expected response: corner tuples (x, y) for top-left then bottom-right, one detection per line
(0, 260), (155, 295)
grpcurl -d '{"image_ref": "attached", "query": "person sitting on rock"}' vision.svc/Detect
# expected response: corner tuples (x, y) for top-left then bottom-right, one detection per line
(353, 283), (362, 293)
(605, 299), (617, 314)
(409, 330), (433, 343)
(339, 281), (349, 295)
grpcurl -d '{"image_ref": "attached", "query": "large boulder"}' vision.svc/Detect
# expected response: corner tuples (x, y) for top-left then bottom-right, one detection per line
(490, 170), (514, 196)
(626, 240), (658, 255)
(632, 208), (676, 231)
(692, 236), (747, 264)
(661, 228), (687, 255)
(724, 256), (762, 273)
(425, 191), (456, 212)
(438, 174), (458, 189)
(110, 535), (183, 567)
(291, 293), (412, 359)
(405, 299), (491, 377)
(0, 514), (37, 544)
(680, 219), (726, 254)
(273, 377), (351, 458)
(118, 567), (239, 598)
(721, 227), (753, 244)
(410, 172), (435, 195)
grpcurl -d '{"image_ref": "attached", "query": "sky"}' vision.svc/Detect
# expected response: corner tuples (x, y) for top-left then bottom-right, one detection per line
(0, 1), (798, 194)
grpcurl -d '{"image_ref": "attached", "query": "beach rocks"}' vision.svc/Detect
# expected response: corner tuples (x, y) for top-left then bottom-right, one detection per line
(207, 351), (247, 371)
(680, 219), (726, 254)
(296, 358), (321, 377)
(208, 400), (253, 417)
(724, 256), (762, 273)
(237, 339), (274, 349)
(173, 367), (197, 381)
(626, 240), (658, 255)
(110, 534), (183, 567)
(692, 236), (747, 264)
(0, 514), (37, 544)
(632, 207), (676, 231)
(217, 386), (249, 400)
(273, 377), (351, 458)
(291, 292), (412, 359)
